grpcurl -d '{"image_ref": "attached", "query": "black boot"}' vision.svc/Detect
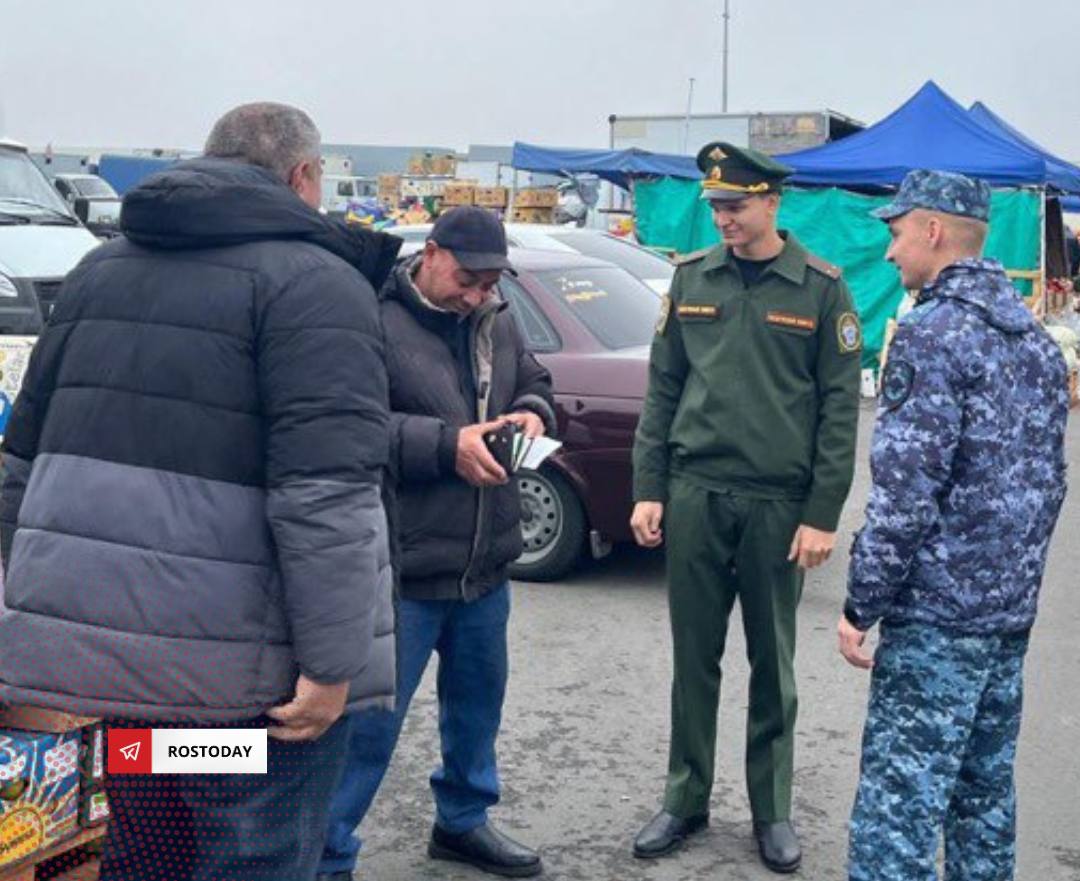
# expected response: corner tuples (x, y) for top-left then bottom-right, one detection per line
(753, 820), (802, 873)
(632, 810), (709, 858)
(429, 823), (542, 877)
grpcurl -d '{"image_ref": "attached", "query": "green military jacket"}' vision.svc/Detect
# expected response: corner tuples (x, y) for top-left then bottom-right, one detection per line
(632, 232), (861, 531)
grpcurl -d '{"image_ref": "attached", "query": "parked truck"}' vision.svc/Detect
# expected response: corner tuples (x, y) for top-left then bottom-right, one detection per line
(96, 153), (178, 196)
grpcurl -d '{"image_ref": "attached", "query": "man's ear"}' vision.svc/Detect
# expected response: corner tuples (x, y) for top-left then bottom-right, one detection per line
(288, 159), (313, 193)
(926, 215), (945, 248)
(287, 161), (303, 194)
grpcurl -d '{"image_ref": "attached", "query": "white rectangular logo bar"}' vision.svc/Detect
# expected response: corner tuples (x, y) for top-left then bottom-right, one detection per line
(151, 729), (267, 774)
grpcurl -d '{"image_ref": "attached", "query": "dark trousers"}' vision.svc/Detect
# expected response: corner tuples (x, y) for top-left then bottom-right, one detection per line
(319, 583), (511, 876)
(662, 478), (803, 822)
(100, 716), (348, 881)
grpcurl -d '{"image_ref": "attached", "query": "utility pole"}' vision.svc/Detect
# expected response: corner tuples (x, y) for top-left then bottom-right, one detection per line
(683, 78), (696, 153)
(721, 0), (731, 113)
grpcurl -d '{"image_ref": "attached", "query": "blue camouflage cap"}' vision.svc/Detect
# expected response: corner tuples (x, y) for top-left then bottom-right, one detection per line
(871, 169), (991, 223)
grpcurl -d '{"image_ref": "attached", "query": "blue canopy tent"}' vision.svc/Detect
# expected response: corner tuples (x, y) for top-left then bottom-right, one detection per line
(968, 101), (1080, 195)
(510, 142), (699, 189)
(776, 81), (1050, 188)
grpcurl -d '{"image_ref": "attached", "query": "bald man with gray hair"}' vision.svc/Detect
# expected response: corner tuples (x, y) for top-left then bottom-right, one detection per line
(0, 101), (402, 880)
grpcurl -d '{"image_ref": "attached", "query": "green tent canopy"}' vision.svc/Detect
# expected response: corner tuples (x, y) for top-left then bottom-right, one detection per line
(632, 179), (1041, 368)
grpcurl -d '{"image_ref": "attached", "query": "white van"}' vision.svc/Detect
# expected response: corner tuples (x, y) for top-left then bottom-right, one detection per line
(0, 139), (101, 333)
(320, 174), (376, 216)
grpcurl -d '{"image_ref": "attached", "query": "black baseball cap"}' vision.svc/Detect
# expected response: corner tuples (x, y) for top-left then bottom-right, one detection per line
(429, 207), (515, 274)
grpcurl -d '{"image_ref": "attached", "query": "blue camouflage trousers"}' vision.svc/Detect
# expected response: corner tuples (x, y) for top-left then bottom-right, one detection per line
(848, 622), (1029, 881)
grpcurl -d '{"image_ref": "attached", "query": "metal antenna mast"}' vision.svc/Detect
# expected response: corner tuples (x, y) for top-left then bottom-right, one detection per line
(722, 0), (731, 112)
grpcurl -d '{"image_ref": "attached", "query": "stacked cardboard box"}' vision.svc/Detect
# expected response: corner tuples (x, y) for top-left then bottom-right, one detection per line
(510, 207), (554, 224)
(0, 729), (82, 870)
(430, 155), (456, 176)
(77, 727), (107, 830)
(377, 174), (401, 204)
(0, 709), (106, 880)
(441, 184), (475, 207)
(473, 187), (508, 208)
(407, 153), (457, 177)
(513, 188), (559, 208)
(510, 188), (558, 223)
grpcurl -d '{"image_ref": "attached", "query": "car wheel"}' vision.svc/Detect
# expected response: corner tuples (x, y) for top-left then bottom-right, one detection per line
(509, 467), (586, 582)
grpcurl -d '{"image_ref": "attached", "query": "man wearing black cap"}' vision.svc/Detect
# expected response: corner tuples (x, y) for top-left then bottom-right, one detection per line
(317, 207), (555, 880)
(630, 142), (862, 872)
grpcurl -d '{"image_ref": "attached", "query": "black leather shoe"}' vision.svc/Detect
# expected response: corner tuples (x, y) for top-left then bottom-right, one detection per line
(753, 820), (801, 873)
(429, 823), (543, 877)
(632, 809), (709, 858)
(315, 873), (353, 881)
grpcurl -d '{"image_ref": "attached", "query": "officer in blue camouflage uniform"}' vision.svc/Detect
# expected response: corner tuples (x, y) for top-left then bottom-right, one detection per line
(839, 169), (1069, 881)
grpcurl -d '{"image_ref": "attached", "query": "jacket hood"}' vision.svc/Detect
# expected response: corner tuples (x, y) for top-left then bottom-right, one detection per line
(121, 157), (401, 289)
(925, 258), (1033, 334)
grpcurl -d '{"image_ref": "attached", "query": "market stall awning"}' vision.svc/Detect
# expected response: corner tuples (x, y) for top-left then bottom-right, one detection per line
(511, 142), (700, 189)
(968, 101), (1080, 195)
(776, 81), (1049, 188)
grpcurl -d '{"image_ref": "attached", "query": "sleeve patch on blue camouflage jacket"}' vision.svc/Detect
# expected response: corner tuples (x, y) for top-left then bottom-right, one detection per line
(881, 359), (915, 409)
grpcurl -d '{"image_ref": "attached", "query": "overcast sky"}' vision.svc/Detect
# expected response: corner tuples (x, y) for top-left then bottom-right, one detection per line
(3, 0), (1077, 160)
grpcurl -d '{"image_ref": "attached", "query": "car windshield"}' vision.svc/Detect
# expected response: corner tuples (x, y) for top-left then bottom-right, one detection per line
(0, 150), (75, 217)
(547, 232), (674, 282)
(71, 177), (116, 198)
(535, 266), (661, 350)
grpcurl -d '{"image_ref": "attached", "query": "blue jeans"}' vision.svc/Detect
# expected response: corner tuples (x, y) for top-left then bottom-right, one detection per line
(100, 716), (349, 881)
(320, 583), (511, 876)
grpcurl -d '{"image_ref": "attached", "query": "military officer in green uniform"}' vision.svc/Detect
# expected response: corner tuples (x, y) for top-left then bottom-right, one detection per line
(630, 142), (861, 873)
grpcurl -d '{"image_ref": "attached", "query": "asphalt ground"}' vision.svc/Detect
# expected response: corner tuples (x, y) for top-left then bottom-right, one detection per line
(357, 403), (1080, 881)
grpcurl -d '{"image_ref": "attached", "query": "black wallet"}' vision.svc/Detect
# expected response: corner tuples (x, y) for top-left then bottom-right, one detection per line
(484, 423), (517, 473)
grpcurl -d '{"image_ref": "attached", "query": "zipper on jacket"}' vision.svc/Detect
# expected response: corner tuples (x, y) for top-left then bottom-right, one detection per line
(459, 308), (497, 599)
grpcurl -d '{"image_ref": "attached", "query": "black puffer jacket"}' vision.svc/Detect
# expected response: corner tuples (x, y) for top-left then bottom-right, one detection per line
(0, 158), (401, 721)
(381, 259), (555, 601)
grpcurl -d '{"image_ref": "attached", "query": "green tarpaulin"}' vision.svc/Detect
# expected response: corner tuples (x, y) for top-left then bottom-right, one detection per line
(633, 180), (1042, 368)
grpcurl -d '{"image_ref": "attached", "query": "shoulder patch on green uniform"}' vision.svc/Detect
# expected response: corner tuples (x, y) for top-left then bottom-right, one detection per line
(674, 248), (712, 266)
(837, 311), (863, 353)
(656, 294), (672, 335)
(806, 253), (842, 279)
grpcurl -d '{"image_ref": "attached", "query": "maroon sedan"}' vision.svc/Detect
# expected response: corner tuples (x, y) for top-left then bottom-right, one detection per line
(496, 248), (660, 581)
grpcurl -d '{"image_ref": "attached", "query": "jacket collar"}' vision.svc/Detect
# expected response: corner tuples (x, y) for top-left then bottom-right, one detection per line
(701, 230), (808, 285)
(919, 257), (1033, 334)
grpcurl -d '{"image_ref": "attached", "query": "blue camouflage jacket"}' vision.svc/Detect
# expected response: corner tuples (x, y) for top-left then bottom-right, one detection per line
(846, 258), (1068, 635)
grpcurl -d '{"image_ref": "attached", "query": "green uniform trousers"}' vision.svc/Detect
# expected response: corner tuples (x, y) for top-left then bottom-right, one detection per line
(662, 476), (804, 823)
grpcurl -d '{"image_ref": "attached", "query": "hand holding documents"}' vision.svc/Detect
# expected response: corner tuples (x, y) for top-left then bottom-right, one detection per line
(511, 433), (562, 472)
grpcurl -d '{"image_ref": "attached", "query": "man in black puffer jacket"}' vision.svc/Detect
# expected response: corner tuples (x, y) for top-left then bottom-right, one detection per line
(0, 103), (400, 881)
(319, 208), (555, 881)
